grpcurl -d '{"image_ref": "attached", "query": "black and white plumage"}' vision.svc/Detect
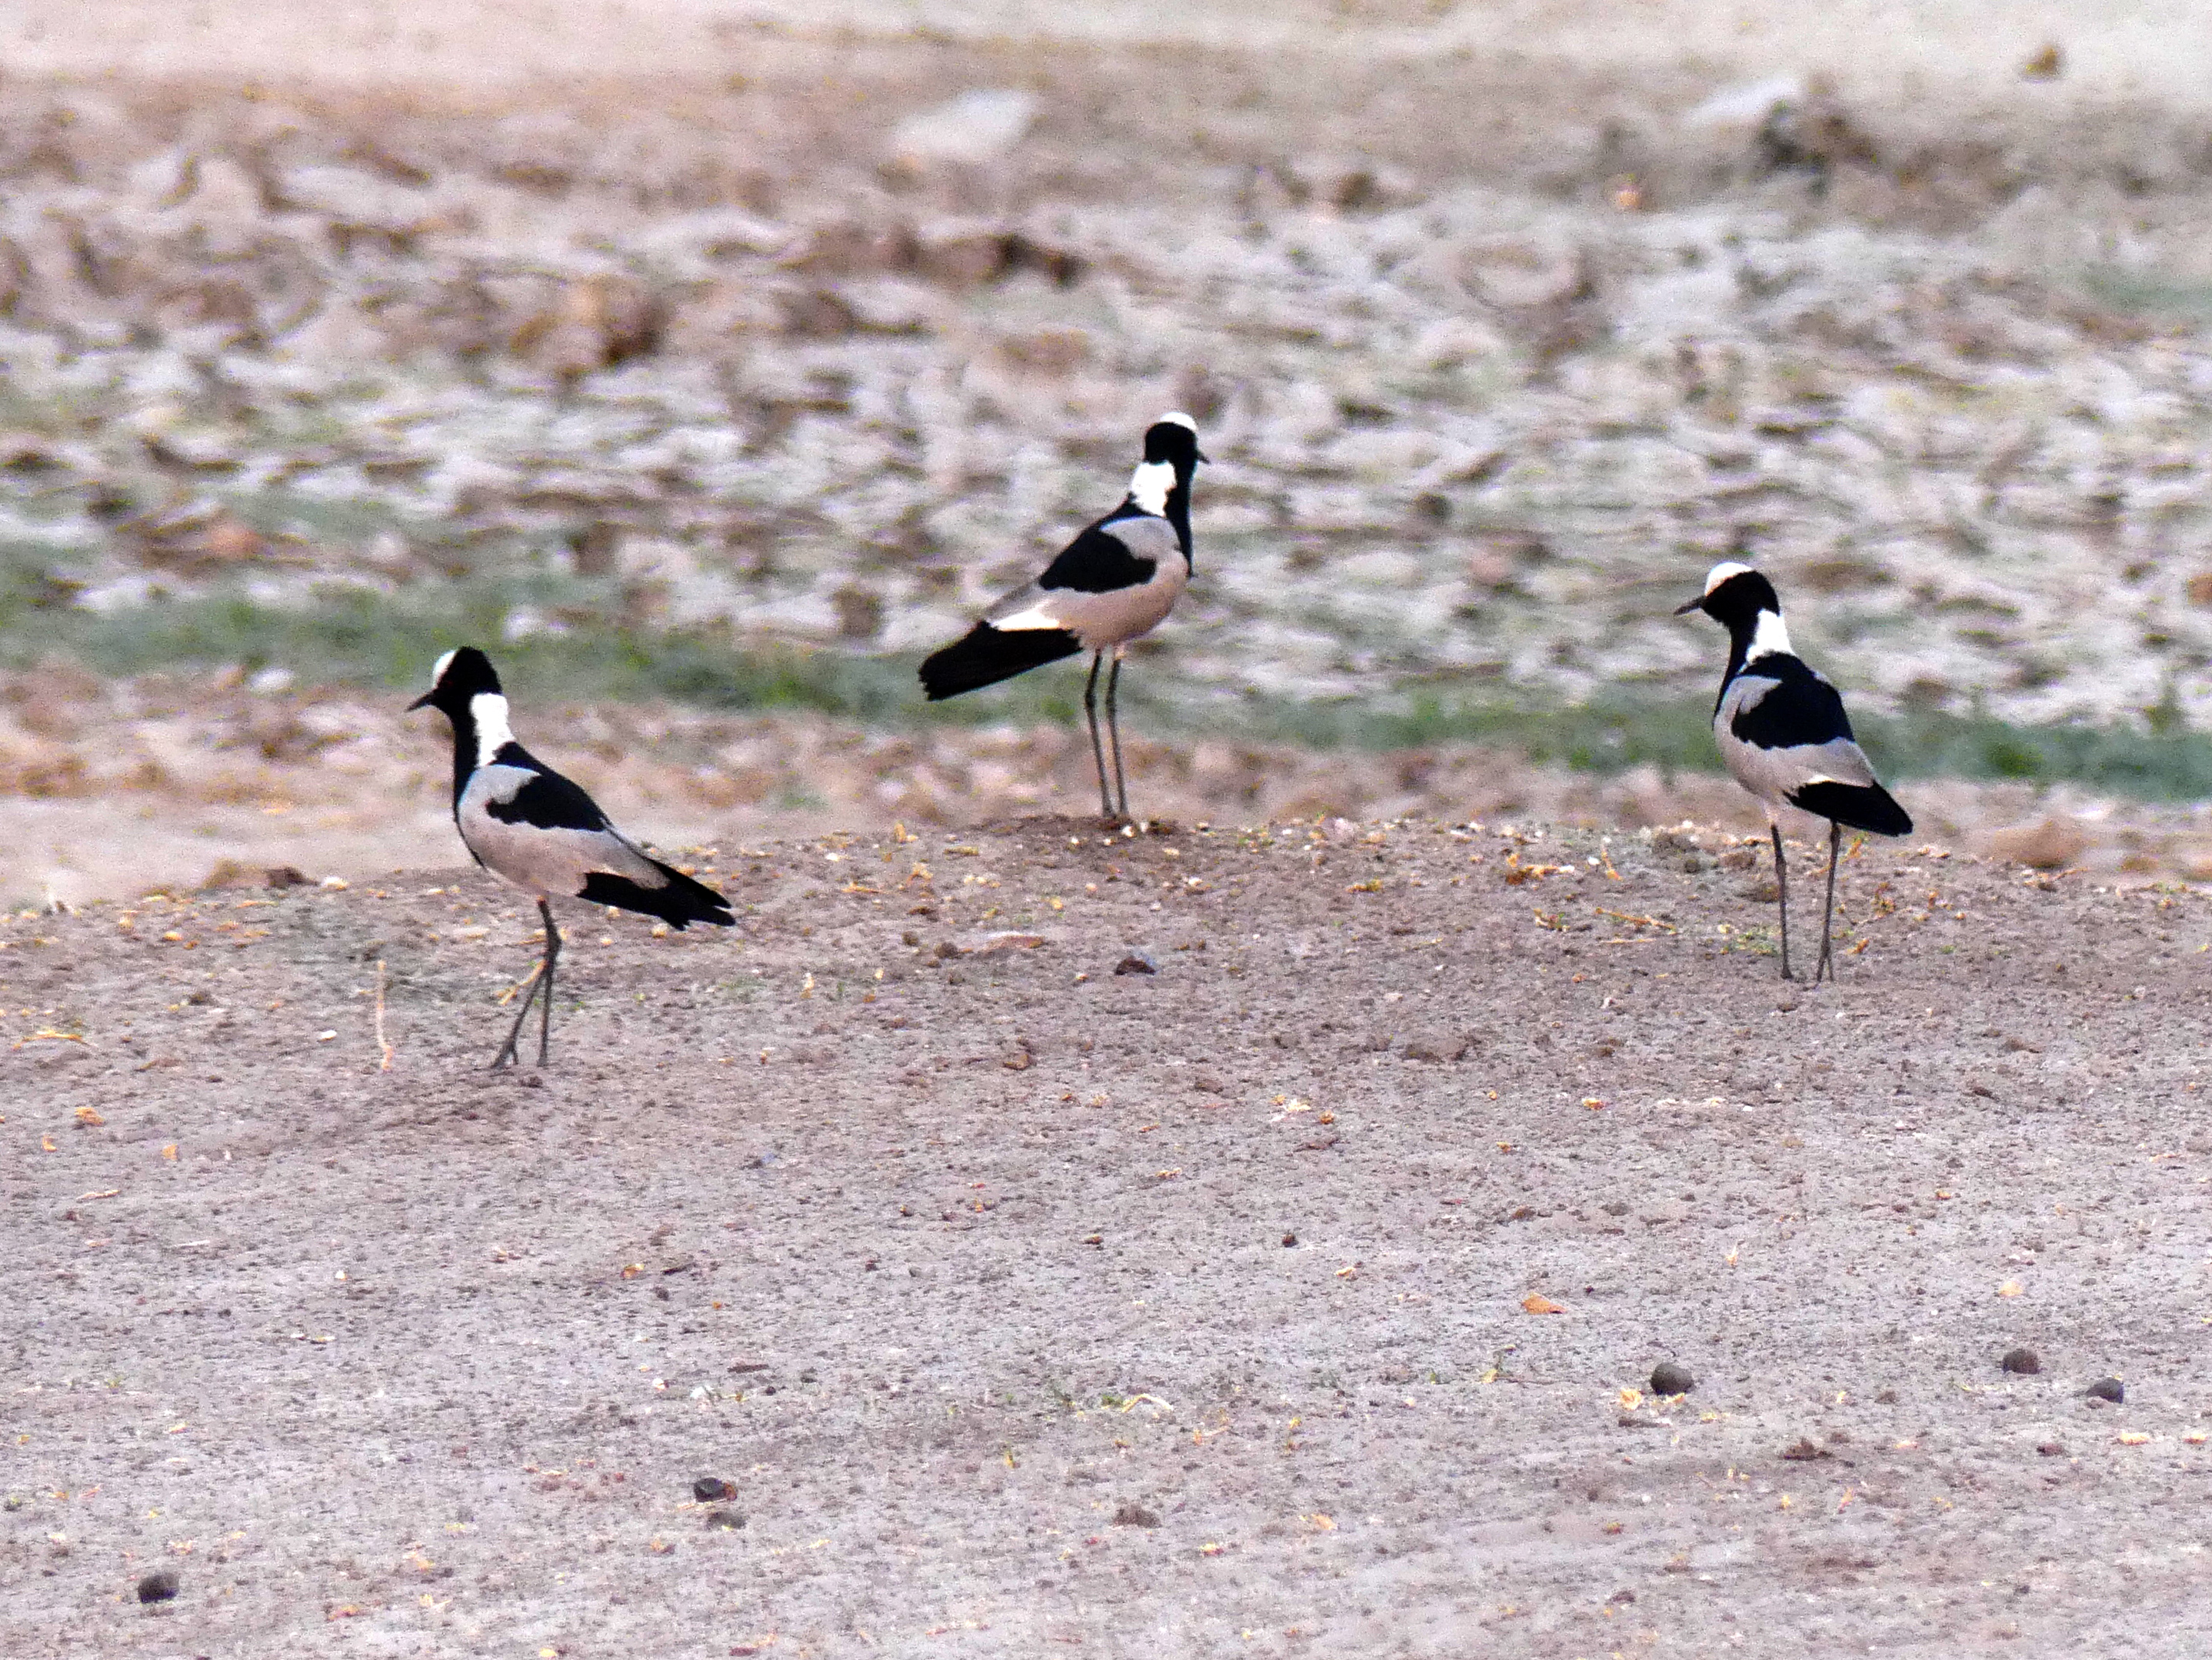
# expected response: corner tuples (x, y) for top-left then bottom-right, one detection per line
(920, 412), (1207, 822)
(1677, 562), (1912, 982)
(408, 647), (732, 1067)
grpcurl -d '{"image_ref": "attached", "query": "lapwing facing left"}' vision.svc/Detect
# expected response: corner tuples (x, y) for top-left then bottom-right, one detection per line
(409, 648), (733, 1067)
(920, 412), (1206, 823)
(1677, 562), (1912, 982)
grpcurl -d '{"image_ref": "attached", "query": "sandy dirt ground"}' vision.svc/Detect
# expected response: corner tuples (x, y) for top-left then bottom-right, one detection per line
(6, 814), (2212, 1655)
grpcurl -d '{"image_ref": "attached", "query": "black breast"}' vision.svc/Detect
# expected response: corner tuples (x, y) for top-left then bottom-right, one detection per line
(1727, 655), (1854, 749)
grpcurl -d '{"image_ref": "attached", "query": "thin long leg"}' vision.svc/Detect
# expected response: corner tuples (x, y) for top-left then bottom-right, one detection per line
(1771, 822), (1793, 982)
(1816, 820), (1841, 984)
(1081, 651), (1113, 822)
(536, 897), (561, 1067)
(1105, 653), (1128, 822)
(491, 948), (546, 1068)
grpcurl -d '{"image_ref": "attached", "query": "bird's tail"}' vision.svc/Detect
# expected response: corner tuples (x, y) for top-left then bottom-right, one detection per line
(919, 622), (1083, 701)
(1791, 780), (1913, 838)
(580, 861), (735, 928)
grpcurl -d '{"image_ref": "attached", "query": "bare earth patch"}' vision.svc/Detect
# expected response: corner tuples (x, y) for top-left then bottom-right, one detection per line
(4, 815), (2210, 1654)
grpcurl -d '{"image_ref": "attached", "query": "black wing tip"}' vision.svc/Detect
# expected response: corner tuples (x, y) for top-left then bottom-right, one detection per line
(579, 866), (735, 928)
(1791, 780), (1914, 837)
(919, 622), (1083, 700)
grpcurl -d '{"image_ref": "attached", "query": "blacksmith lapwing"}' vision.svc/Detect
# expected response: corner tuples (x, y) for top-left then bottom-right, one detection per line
(919, 412), (1206, 822)
(408, 648), (732, 1067)
(1677, 562), (1912, 982)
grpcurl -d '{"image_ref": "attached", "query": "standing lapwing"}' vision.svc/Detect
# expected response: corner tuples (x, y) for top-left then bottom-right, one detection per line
(920, 412), (1206, 823)
(1677, 562), (1912, 982)
(408, 648), (732, 1067)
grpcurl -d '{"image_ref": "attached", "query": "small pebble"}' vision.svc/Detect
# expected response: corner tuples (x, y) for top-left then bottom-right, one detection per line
(1649, 1361), (1694, 1397)
(1111, 1503), (1161, 1528)
(2000, 1347), (2041, 1375)
(693, 1477), (735, 1502)
(1281, 1232), (1298, 1248)
(2086, 1377), (2124, 1404)
(136, 1568), (179, 1605)
(1113, 953), (1158, 977)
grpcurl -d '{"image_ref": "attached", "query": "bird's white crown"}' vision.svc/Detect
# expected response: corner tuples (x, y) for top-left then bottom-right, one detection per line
(428, 647), (458, 687)
(1155, 411), (1197, 432)
(1702, 560), (1755, 595)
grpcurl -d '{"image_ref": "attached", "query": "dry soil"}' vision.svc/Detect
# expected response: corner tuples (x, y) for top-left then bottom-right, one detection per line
(6, 813), (2212, 1655)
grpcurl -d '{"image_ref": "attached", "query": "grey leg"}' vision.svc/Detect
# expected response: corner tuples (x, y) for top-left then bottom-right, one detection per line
(1816, 820), (1840, 984)
(1771, 823), (1793, 982)
(1081, 651), (1113, 822)
(491, 944), (546, 1068)
(1105, 654), (1129, 823)
(537, 897), (561, 1067)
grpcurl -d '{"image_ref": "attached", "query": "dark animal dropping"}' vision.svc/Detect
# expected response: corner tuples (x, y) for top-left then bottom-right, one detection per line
(136, 1568), (179, 1604)
(2000, 1347), (2040, 1375)
(693, 1476), (735, 1502)
(2086, 1377), (2124, 1404)
(1649, 1361), (1694, 1397)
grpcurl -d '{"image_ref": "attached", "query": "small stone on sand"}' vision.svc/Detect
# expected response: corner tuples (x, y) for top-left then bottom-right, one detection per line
(1649, 1361), (1694, 1397)
(2001, 1347), (2041, 1375)
(693, 1476), (735, 1502)
(2086, 1377), (2124, 1404)
(136, 1568), (179, 1604)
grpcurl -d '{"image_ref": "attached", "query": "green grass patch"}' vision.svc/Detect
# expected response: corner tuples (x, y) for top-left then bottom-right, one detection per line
(2076, 266), (2212, 325)
(12, 575), (2212, 803)
(1260, 688), (2212, 802)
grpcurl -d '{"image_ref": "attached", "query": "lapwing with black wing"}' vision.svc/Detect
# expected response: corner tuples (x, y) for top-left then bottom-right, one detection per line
(1677, 562), (1912, 981)
(920, 412), (1206, 823)
(409, 648), (733, 1067)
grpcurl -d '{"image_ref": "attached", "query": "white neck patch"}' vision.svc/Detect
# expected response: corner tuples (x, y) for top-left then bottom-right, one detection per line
(1745, 608), (1794, 662)
(1128, 458), (1174, 517)
(1704, 559), (1754, 596)
(468, 692), (515, 769)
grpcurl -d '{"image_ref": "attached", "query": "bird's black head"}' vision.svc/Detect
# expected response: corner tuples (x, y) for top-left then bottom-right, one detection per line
(1143, 412), (1208, 469)
(408, 646), (502, 715)
(1676, 562), (1782, 632)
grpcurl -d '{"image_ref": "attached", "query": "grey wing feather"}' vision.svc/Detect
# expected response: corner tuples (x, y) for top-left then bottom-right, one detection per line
(987, 518), (1188, 649)
(459, 765), (669, 899)
(1715, 679), (1876, 808)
